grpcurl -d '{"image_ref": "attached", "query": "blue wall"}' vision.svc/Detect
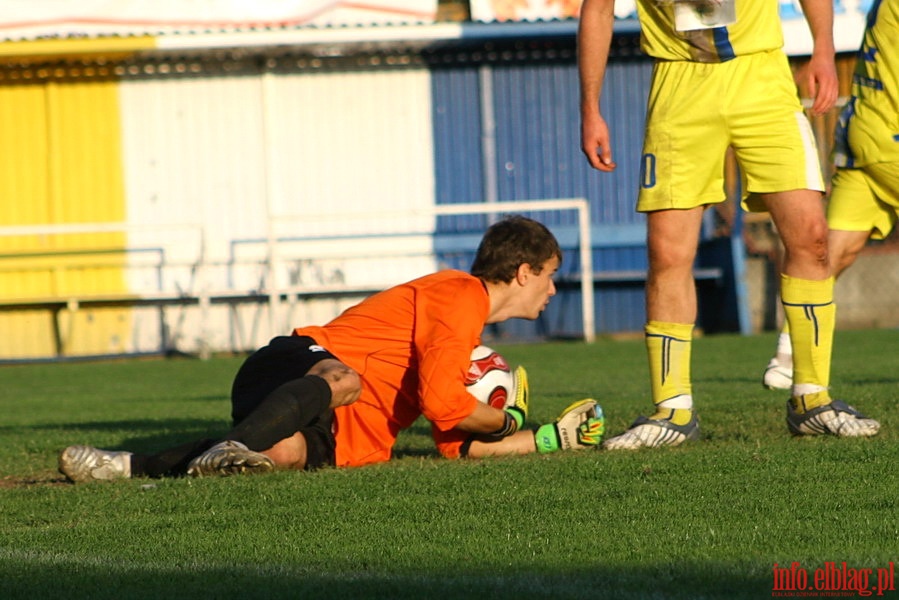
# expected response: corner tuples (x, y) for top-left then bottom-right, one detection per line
(428, 35), (740, 339)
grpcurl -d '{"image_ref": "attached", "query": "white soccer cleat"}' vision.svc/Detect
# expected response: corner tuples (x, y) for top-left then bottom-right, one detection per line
(602, 413), (700, 450)
(786, 399), (880, 437)
(58, 445), (132, 483)
(763, 357), (793, 390)
(186, 440), (275, 478)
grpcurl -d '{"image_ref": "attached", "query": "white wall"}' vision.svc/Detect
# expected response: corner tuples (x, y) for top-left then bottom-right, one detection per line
(117, 62), (438, 354)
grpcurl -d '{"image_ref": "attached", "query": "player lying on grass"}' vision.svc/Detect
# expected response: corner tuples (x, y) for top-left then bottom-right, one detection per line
(59, 215), (604, 482)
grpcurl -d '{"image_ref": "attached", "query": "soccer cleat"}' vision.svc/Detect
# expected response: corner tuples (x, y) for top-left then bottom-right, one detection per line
(786, 399), (880, 437)
(186, 440), (275, 478)
(763, 357), (793, 390)
(58, 445), (132, 483)
(602, 413), (700, 450)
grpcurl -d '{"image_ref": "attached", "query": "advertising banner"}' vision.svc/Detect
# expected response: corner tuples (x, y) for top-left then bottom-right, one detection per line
(0, 0), (439, 40)
(469, 0), (872, 55)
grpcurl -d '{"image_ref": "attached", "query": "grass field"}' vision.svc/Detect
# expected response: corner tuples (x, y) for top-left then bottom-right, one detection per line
(1, 329), (897, 599)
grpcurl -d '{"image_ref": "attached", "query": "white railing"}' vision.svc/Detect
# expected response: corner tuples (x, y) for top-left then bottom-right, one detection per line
(0, 198), (594, 359)
(266, 199), (594, 342)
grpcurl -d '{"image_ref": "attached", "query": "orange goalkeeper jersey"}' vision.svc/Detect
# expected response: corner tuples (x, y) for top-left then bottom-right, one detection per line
(293, 270), (489, 467)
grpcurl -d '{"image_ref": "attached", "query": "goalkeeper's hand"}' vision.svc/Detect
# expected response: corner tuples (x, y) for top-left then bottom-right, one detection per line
(534, 399), (604, 453)
(504, 365), (529, 430)
(485, 365), (529, 439)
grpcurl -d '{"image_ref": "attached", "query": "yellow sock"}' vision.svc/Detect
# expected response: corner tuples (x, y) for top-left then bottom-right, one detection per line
(645, 321), (693, 425)
(781, 275), (835, 411)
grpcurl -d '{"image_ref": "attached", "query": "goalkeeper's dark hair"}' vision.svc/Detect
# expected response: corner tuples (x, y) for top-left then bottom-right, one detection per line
(470, 215), (562, 284)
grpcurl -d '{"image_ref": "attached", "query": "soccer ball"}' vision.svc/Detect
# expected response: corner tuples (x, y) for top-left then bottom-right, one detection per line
(465, 345), (515, 409)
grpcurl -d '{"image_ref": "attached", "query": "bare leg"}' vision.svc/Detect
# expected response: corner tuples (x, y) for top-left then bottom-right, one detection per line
(762, 189), (829, 281)
(828, 229), (870, 276)
(645, 207), (705, 324)
(307, 358), (362, 409)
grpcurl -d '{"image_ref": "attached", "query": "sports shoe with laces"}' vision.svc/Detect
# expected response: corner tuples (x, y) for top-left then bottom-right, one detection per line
(602, 412), (700, 450)
(786, 398), (880, 437)
(58, 445), (132, 483)
(763, 357), (793, 390)
(186, 440), (275, 478)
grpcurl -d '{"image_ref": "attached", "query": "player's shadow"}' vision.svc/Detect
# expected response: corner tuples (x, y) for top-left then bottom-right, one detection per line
(10, 555), (778, 598)
(31, 419), (229, 451)
(391, 419), (444, 459)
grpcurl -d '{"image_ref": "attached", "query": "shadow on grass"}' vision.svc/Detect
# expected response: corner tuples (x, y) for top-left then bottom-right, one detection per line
(391, 419), (443, 460)
(44, 417), (445, 461)
(1, 418), (233, 488)
(0, 558), (776, 600)
(5, 418), (229, 450)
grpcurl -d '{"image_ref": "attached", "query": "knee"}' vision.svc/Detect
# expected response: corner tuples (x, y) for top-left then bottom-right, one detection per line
(328, 369), (362, 408)
(808, 223), (829, 265)
(790, 221), (829, 267)
(648, 244), (695, 275)
(308, 359), (362, 408)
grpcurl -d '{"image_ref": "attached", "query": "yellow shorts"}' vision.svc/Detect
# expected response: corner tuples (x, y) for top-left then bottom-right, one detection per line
(827, 162), (899, 240)
(637, 50), (824, 213)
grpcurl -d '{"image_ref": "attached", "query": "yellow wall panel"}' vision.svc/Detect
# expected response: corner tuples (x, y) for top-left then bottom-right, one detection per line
(0, 82), (50, 232)
(0, 72), (130, 359)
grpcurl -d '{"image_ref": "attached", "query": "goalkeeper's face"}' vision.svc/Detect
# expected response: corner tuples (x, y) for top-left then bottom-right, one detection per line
(518, 256), (559, 320)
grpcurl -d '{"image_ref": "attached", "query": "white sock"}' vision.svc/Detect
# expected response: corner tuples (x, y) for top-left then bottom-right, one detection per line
(657, 394), (693, 410)
(775, 332), (793, 367)
(792, 383), (827, 398)
(114, 452), (133, 478)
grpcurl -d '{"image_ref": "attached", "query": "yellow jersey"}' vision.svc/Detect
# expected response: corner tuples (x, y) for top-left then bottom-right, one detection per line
(833, 0), (899, 167)
(636, 0), (784, 63)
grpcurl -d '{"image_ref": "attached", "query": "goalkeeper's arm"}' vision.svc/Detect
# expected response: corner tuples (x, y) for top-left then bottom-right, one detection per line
(460, 399), (604, 458)
(454, 365), (530, 439)
(454, 367), (604, 457)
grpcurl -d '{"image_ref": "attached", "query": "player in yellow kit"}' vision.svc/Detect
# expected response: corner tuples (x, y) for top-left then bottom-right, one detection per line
(578, 0), (880, 448)
(764, 0), (899, 392)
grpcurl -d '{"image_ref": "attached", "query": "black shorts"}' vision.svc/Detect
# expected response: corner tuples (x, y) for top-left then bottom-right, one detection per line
(230, 335), (340, 469)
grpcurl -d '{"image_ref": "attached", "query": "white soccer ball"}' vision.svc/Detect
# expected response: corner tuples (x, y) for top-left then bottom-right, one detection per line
(465, 345), (515, 409)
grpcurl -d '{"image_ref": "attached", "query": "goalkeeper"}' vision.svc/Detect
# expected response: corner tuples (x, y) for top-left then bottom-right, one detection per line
(59, 216), (604, 482)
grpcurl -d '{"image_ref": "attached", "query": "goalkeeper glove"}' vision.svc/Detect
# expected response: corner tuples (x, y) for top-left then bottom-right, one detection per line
(486, 365), (530, 438)
(505, 365), (529, 430)
(534, 399), (604, 453)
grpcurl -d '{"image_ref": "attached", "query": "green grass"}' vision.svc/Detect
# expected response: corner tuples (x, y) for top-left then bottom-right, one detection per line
(1, 330), (897, 599)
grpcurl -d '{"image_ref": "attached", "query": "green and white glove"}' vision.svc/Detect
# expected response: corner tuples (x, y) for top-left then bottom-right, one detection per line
(534, 399), (604, 453)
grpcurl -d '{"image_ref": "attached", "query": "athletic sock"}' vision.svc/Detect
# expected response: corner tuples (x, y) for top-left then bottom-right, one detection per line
(224, 375), (332, 451)
(130, 375), (333, 477)
(131, 439), (217, 478)
(781, 275), (835, 411)
(774, 326), (793, 367)
(645, 321), (694, 426)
